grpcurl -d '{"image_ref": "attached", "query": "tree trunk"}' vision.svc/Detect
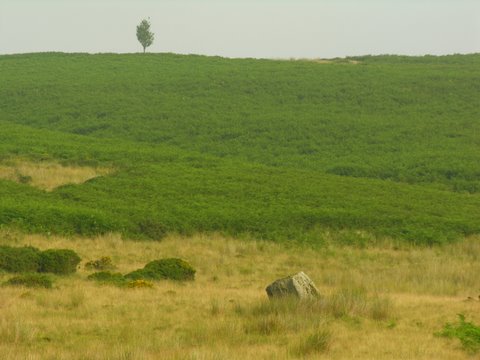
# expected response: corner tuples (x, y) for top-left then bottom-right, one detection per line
(143, 46), (146, 53)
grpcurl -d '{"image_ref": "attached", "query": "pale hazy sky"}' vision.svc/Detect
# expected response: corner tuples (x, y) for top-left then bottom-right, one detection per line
(0, 0), (479, 58)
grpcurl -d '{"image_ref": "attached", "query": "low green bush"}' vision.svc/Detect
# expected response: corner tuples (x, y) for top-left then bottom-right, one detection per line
(125, 258), (195, 281)
(0, 246), (81, 275)
(87, 271), (127, 286)
(136, 219), (167, 240)
(4, 273), (53, 289)
(39, 249), (81, 274)
(0, 246), (41, 273)
(437, 314), (480, 353)
(16, 173), (33, 184)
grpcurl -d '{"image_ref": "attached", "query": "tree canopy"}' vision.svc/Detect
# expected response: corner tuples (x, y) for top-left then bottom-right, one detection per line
(136, 19), (154, 53)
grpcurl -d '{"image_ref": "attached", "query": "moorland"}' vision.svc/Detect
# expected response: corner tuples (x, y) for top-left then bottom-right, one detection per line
(0, 52), (479, 359)
(0, 52), (479, 244)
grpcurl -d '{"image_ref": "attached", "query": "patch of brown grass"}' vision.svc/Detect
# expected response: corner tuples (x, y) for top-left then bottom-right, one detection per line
(0, 158), (111, 191)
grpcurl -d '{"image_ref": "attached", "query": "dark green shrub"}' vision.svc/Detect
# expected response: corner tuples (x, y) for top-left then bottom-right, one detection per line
(17, 174), (33, 184)
(87, 271), (127, 286)
(437, 314), (480, 353)
(125, 258), (195, 281)
(4, 273), (53, 289)
(84, 256), (115, 271)
(0, 246), (41, 273)
(0, 246), (81, 275)
(136, 219), (167, 240)
(39, 249), (81, 274)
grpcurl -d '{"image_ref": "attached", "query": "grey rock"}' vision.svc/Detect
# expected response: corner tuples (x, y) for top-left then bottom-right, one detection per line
(266, 272), (319, 300)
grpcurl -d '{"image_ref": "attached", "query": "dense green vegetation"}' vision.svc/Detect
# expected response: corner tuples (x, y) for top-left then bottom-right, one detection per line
(438, 314), (480, 354)
(87, 257), (196, 285)
(39, 249), (81, 274)
(0, 245), (81, 274)
(0, 53), (479, 244)
(125, 258), (196, 281)
(0, 245), (41, 273)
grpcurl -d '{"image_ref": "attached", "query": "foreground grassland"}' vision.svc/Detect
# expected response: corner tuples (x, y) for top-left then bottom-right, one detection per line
(1, 231), (480, 359)
(0, 53), (480, 244)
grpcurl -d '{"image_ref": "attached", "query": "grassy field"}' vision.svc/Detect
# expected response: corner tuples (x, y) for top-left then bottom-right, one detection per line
(0, 53), (479, 244)
(1, 230), (480, 359)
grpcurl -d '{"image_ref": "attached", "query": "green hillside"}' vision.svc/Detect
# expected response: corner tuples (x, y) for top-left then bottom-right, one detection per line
(1, 53), (479, 244)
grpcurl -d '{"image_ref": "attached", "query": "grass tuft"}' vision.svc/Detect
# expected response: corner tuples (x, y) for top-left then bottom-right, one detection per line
(244, 316), (286, 336)
(293, 327), (332, 356)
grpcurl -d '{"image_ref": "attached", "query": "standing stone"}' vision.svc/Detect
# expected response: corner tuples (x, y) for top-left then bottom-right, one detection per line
(266, 272), (319, 300)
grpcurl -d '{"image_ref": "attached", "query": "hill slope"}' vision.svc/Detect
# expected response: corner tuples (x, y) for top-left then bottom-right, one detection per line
(0, 53), (479, 244)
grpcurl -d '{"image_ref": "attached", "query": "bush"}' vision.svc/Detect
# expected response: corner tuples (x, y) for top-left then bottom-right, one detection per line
(136, 219), (167, 240)
(0, 246), (81, 275)
(125, 258), (195, 281)
(0, 246), (41, 273)
(39, 249), (81, 274)
(437, 314), (480, 353)
(4, 273), (53, 289)
(17, 173), (33, 184)
(84, 256), (115, 271)
(87, 271), (127, 286)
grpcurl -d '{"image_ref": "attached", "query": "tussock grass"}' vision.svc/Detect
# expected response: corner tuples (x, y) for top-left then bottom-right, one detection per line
(292, 327), (332, 356)
(0, 231), (479, 358)
(0, 158), (110, 191)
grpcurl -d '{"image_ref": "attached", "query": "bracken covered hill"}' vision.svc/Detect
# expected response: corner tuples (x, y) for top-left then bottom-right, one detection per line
(0, 53), (479, 244)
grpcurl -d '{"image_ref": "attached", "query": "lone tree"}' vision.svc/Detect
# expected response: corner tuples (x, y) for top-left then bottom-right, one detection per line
(136, 19), (154, 53)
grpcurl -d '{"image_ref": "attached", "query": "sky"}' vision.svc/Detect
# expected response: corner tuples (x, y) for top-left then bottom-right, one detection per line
(0, 0), (479, 58)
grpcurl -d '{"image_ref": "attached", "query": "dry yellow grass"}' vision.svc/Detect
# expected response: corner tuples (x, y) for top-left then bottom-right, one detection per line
(0, 231), (479, 359)
(0, 159), (111, 191)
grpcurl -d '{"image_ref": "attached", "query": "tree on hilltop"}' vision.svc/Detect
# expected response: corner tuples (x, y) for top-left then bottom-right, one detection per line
(136, 19), (154, 53)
